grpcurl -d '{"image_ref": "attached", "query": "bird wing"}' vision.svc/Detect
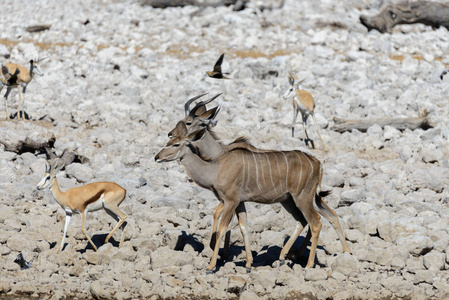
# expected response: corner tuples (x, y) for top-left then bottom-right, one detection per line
(213, 53), (225, 73)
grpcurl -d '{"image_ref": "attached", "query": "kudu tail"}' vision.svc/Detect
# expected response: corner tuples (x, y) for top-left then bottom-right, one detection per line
(315, 164), (331, 209)
(315, 190), (332, 209)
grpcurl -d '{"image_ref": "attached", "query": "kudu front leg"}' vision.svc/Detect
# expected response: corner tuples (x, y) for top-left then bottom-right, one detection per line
(210, 202), (224, 250)
(207, 202), (238, 273)
(279, 200), (308, 264)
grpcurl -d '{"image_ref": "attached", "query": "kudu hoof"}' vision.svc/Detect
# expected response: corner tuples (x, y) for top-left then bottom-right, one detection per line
(206, 269), (215, 275)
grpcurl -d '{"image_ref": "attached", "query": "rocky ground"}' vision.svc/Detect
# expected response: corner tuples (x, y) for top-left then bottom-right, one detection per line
(1, 0), (449, 299)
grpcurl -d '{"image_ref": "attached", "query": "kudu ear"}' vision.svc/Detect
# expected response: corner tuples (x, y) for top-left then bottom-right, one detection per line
(174, 121), (188, 136)
(198, 105), (220, 121)
(188, 128), (207, 142)
(189, 93), (222, 118)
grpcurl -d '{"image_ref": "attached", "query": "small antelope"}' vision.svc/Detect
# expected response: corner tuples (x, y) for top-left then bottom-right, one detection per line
(169, 94), (350, 266)
(283, 74), (326, 150)
(36, 160), (128, 253)
(0, 58), (44, 120)
(156, 122), (347, 272)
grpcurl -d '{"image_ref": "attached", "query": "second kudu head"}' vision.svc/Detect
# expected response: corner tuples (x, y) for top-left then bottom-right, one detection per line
(168, 93), (222, 138)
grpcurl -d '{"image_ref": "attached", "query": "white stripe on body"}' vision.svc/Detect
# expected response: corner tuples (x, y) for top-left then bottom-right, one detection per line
(265, 153), (278, 193)
(251, 152), (263, 191)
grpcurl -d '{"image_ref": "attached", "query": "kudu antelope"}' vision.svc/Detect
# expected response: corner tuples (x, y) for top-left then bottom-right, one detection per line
(169, 94), (350, 267)
(283, 74), (326, 150)
(0, 58), (45, 120)
(156, 122), (344, 272)
(36, 160), (128, 253)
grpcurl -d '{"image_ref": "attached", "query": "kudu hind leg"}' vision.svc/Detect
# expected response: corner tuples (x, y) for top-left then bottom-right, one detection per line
(293, 193), (322, 268)
(235, 203), (253, 269)
(315, 198), (351, 253)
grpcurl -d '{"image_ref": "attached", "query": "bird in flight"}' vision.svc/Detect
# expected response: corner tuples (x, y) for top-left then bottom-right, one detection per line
(206, 53), (230, 79)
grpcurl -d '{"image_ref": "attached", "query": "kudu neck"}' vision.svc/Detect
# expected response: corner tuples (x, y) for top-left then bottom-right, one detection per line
(181, 147), (218, 189)
(195, 131), (223, 159)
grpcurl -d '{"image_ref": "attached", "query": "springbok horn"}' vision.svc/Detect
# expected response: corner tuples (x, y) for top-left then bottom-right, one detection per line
(37, 57), (48, 63)
(184, 93), (208, 116)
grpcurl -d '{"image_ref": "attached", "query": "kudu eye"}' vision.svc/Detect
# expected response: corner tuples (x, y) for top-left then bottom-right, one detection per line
(173, 144), (180, 148)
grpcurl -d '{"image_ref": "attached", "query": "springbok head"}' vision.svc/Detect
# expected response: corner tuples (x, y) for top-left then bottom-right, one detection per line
(31, 57), (47, 76)
(156, 122), (207, 163)
(168, 93), (222, 138)
(36, 160), (64, 190)
(283, 73), (305, 100)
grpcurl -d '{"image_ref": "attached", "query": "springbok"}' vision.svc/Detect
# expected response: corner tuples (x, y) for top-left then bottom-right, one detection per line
(0, 58), (45, 120)
(156, 122), (345, 272)
(283, 74), (326, 150)
(170, 94), (350, 265)
(36, 160), (128, 253)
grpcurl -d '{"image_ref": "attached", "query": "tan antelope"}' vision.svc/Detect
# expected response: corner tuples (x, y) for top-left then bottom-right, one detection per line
(170, 94), (350, 266)
(156, 122), (347, 272)
(36, 160), (128, 253)
(0, 58), (45, 120)
(283, 74), (326, 150)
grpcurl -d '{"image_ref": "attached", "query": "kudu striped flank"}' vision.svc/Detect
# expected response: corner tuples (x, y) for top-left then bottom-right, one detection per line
(156, 122), (343, 272)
